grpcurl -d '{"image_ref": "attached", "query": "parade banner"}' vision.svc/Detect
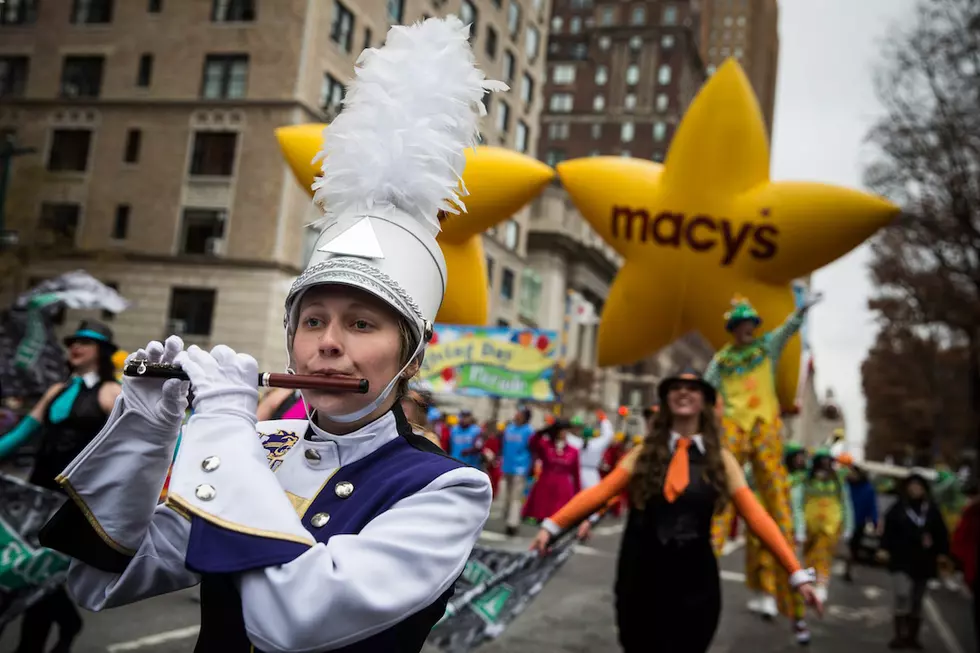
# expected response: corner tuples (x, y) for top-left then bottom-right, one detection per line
(426, 538), (578, 652)
(418, 325), (559, 401)
(0, 474), (70, 626)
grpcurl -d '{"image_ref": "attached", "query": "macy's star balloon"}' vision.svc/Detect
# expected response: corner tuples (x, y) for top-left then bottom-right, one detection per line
(276, 124), (555, 326)
(556, 59), (899, 407)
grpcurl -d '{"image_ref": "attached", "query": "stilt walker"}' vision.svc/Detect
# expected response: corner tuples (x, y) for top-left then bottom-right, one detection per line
(705, 293), (821, 642)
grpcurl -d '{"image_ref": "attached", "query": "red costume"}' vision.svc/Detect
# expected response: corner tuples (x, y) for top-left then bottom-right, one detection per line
(482, 432), (502, 496)
(952, 499), (979, 589)
(522, 426), (581, 522)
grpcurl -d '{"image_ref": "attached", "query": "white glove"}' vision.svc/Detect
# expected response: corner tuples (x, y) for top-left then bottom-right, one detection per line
(175, 345), (259, 423)
(122, 336), (189, 432)
(800, 292), (824, 311)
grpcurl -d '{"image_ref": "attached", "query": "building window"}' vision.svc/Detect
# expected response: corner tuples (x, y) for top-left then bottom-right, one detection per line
(330, 1), (355, 52)
(39, 203), (81, 246)
(552, 65), (575, 84)
(624, 93), (636, 110)
(387, 0), (404, 23)
(503, 220), (520, 250)
(591, 123), (602, 139)
(112, 205), (130, 240)
(485, 25), (498, 58)
(658, 64), (672, 85)
(502, 51), (515, 82)
(497, 319), (510, 327)
(595, 65), (608, 85)
(525, 26), (540, 61)
(571, 43), (588, 60)
(507, 0), (520, 37)
(570, 16), (582, 33)
(551, 16), (562, 33)
(137, 54), (153, 87)
(518, 269), (542, 320)
(124, 129), (142, 163)
(460, 0), (477, 35)
(629, 35), (643, 51)
(60, 56), (104, 98)
(653, 121), (666, 142)
(189, 132), (238, 177)
(1, 0), (39, 25)
(652, 150), (664, 162)
(621, 150), (630, 157)
(363, 27), (372, 49)
(486, 256), (494, 286)
(724, 16), (733, 27)
(593, 94), (605, 111)
(71, 0), (114, 24)
(706, 64), (716, 76)
(201, 55), (248, 99)
(600, 6), (614, 25)
(734, 47), (743, 59)
(655, 93), (668, 112)
(211, 0), (255, 22)
(495, 100), (510, 133)
(520, 73), (534, 106)
(621, 121), (635, 143)
(662, 34), (675, 48)
(47, 129), (92, 172)
(548, 93), (573, 113)
(547, 122), (569, 140)
(169, 288), (217, 337)
(0, 57), (29, 98)
(625, 64), (640, 86)
(631, 6), (646, 25)
(515, 121), (528, 152)
(721, 46), (730, 56)
(544, 149), (565, 167)
(320, 73), (344, 113)
(180, 208), (226, 255)
(101, 282), (119, 320)
(148, 0), (162, 13)
(598, 36), (611, 51)
(662, 4), (677, 25)
(501, 268), (515, 301)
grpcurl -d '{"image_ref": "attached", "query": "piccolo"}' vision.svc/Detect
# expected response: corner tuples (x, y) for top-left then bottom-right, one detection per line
(123, 361), (370, 394)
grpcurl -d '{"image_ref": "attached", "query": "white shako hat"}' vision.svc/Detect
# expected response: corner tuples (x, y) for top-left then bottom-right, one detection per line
(283, 16), (506, 420)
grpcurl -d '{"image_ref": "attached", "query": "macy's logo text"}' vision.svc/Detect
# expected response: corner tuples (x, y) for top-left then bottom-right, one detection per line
(609, 206), (778, 266)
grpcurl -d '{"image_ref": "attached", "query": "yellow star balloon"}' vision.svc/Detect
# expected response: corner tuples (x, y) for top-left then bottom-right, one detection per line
(276, 124), (555, 326)
(556, 59), (899, 407)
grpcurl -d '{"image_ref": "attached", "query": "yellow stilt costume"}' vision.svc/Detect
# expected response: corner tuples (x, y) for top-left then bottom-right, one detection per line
(706, 295), (816, 622)
(798, 449), (853, 602)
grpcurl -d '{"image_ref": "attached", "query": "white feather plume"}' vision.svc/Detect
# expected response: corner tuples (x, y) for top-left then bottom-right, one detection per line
(311, 16), (507, 235)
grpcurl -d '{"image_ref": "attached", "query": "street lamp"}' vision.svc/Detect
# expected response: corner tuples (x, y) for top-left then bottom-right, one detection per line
(0, 132), (38, 249)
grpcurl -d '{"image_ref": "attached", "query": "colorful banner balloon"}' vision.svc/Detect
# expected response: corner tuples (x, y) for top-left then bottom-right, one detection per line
(417, 325), (558, 400)
(555, 59), (899, 407)
(275, 125), (555, 327)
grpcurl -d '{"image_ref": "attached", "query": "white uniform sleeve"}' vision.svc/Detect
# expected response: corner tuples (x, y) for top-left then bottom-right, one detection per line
(239, 466), (491, 653)
(66, 504), (200, 611)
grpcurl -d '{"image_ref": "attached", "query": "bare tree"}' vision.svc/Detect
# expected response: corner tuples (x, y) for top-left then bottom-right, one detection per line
(863, 0), (980, 464)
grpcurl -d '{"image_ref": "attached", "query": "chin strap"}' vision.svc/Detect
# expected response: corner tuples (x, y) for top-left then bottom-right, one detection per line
(288, 333), (428, 426)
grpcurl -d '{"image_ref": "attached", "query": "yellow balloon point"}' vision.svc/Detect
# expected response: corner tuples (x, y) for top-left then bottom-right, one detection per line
(275, 124), (555, 326)
(556, 59), (899, 408)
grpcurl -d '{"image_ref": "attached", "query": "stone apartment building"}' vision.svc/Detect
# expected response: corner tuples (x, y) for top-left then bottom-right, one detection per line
(0, 0), (550, 374)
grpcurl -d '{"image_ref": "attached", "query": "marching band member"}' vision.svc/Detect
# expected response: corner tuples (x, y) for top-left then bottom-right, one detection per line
(0, 320), (121, 653)
(532, 370), (822, 653)
(38, 16), (504, 652)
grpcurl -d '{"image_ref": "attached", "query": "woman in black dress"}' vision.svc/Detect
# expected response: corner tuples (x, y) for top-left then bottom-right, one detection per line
(532, 369), (822, 653)
(0, 320), (121, 653)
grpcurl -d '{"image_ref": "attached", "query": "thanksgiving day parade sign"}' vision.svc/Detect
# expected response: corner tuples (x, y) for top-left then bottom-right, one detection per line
(419, 325), (559, 401)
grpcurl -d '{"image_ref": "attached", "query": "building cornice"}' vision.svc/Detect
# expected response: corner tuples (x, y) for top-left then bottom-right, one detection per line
(526, 229), (619, 280)
(18, 248), (303, 276)
(0, 97), (325, 121)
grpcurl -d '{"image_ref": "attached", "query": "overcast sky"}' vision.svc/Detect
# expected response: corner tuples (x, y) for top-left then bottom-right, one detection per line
(770, 0), (918, 457)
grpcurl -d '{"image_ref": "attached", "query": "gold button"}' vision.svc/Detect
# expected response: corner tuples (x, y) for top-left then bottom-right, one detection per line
(305, 449), (321, 461)
(310, 512), (330, 528)
(334, 481), (354, 499)
(195, 484), (216, 501)
(201, 456), (220, 472)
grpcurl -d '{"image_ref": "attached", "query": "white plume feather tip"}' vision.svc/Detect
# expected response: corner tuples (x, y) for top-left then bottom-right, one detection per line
(311, 16), (507, 236)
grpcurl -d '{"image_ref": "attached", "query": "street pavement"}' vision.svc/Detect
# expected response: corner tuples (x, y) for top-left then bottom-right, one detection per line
(1, 504), (975, 653)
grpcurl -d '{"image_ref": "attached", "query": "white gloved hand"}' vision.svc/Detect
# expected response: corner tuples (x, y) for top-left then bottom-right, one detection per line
(122, 336), (190, 431)
(801, 292), (824, 311)
(175, 345), (258, 423)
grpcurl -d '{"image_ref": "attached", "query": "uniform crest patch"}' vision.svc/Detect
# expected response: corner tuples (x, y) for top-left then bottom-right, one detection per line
(259, 430), (300, 471)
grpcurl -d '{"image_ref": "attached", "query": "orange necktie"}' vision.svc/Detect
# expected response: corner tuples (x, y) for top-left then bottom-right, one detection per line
(664, 437), (691, 503)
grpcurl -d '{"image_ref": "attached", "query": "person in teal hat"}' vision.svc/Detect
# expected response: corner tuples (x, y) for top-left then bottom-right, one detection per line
(0, 320), (122, 653)
(800, 448), (853, 607)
